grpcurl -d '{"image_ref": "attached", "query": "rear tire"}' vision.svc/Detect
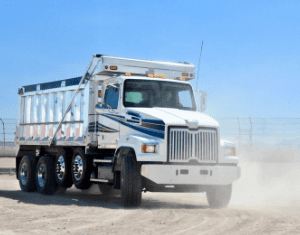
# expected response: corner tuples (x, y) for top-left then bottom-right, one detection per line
(36, 156), (58, 195)
(18, 155), (36, 192)
(120, 155), (142, 207)
(206, 184), (232, 209)
(55, 149), (73, 188)
(71, 148), (92, 189)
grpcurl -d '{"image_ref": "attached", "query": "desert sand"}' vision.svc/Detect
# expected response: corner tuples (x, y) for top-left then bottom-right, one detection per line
(1, 157), (300, 235)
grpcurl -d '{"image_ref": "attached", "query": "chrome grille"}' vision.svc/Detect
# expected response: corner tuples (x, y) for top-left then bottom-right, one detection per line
(168, 128), (218, 163)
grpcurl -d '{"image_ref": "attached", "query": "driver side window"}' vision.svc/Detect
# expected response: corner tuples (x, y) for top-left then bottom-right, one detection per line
(104, 84), (119, 109)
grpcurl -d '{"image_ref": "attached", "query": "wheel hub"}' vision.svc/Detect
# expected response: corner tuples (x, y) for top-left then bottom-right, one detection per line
(37, 165), (46, 188)
(73, 155), (83, 181)
(56, 156), (65, 180)
(20, 163), (28, 186)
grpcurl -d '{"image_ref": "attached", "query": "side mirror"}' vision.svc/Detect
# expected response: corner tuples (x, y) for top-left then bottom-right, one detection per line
(107, 83), (119, 92)
(200, 91), (206, 112)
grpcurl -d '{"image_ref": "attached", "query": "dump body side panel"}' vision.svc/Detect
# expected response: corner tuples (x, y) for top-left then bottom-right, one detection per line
(15, 80), (90, 147)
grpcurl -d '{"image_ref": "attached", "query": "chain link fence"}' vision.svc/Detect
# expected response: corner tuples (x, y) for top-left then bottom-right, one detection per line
(217, 118), (300, 148)
(217, 117), (300, 162)
(0, 119), (16, 157)
(0, 118), (299, 159)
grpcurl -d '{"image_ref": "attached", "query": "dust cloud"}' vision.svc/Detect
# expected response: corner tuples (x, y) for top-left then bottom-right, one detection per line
(231, 145), (300, 214)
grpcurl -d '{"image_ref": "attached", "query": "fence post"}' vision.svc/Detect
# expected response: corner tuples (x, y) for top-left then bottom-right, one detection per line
(249, 117), (252, 145)
(237, 117), (241, 151)
(0, 118), (5, 149)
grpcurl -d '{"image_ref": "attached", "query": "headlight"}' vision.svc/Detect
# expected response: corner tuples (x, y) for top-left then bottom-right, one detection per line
(141, 144), (158, 153)
(224, 146), (236, 157)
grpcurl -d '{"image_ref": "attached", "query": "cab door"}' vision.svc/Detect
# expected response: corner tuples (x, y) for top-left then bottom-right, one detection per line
(97, 84), (120, 147)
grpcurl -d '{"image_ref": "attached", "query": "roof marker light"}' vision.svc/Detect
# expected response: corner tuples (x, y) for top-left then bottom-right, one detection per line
(180, 77), (185, 81)
(110, 66), (118, 70)
(125, 73), (131, 76)
(182, 73), (189, 77)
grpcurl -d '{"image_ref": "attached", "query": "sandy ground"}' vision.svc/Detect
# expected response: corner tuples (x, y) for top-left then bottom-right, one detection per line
(0, 148), (16, 157)
(1, 157), (300, 235)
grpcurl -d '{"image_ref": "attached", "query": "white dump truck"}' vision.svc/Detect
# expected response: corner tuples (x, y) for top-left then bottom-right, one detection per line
(15, 54), (240, 207)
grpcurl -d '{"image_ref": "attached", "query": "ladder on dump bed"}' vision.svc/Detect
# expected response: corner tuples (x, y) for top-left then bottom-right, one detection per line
(48, 54), (102, 146)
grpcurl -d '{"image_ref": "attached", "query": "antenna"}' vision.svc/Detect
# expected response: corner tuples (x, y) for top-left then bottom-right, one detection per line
(196, 41), (203, 92)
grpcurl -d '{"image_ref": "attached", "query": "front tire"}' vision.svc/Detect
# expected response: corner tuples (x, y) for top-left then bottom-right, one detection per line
(206, 184), (232, 209)
(18, 155), (36, 192)
(71, 148), (92, 189)
(120, 156), (142, 207)
(36, 156), (58, 195)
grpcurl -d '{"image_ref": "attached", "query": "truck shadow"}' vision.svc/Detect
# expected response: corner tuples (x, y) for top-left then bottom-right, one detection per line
(0, 189), (209, 210)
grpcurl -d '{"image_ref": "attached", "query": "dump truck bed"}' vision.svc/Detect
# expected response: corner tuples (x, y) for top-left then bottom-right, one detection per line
(15, 77), (89, 146)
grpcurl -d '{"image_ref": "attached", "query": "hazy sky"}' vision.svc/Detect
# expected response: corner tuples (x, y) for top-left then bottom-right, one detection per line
(1, 0), (299, 119)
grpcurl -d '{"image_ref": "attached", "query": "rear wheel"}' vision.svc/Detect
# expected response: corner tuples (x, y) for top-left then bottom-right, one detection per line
(120, 155), (142, 207)
(72, 148), (92, 189)
(206, 184), (232, 209)
(36, 156), (58, 195)
(18, 155), (36, 192)
(55, 149), (73, 188)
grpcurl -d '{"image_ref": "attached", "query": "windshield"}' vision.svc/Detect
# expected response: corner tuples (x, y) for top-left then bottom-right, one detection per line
(123, 79), (196, 111)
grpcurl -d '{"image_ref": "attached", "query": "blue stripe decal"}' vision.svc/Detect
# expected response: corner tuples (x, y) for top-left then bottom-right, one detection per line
(101, 114), (165, 139)
(142, 119), (165, 125)
(88, 122), (119, 133)
(126, 110), (141, 118)
(103, 114), (165, 127)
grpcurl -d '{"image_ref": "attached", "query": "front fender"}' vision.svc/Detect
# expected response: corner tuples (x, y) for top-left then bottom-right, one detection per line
(117, 134), (164, 162)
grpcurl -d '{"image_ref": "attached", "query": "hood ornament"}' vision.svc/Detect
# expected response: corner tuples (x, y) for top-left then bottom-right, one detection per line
(185, 120), (198, 129)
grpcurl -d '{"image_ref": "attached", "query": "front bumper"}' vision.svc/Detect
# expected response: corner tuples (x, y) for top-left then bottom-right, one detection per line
(141, 164), (241, 185)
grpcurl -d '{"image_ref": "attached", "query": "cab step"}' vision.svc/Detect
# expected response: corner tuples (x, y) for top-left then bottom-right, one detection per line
(93, 159), (113, 163)
(90, 178), (113, 183)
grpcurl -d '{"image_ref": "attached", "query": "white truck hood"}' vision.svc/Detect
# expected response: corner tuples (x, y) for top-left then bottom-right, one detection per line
(128, 108), (219, 128)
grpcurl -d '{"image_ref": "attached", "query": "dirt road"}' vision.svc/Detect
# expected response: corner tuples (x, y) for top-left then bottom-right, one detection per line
(1, 157), (300, 235)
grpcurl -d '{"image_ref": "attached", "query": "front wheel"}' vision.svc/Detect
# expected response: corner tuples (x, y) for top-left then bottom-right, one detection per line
(206, 184), (232, 209)
(120, 156), (142, 207)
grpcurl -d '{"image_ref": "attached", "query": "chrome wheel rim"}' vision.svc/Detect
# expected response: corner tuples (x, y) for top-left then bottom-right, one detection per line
(56, 156), (65, 181)
(20, 163), (28, 186)
(73, 155), (83, 181)
(37, 164), (46, 188)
